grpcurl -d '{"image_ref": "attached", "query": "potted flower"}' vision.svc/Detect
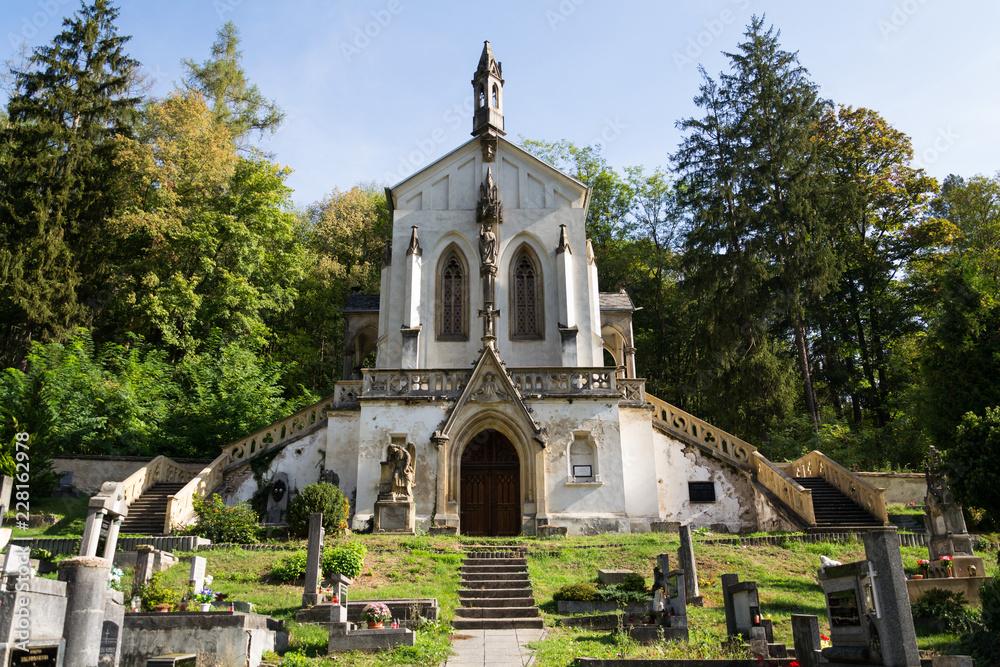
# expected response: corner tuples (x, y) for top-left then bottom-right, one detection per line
(916, 559), (929, 579)
(940, 555), (954, 577)
(361, 602), (391, 629)
(193, 589), (216, 612)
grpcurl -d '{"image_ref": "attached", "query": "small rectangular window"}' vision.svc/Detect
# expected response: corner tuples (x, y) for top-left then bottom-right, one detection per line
(688, 481), (716, 503)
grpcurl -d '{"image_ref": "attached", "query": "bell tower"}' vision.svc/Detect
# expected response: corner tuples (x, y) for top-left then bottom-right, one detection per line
(472, 41), (505, 138)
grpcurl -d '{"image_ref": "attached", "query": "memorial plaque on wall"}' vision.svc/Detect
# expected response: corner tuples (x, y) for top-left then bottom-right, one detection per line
(10, 645), (59, 666)
(99, 620), (120, 665)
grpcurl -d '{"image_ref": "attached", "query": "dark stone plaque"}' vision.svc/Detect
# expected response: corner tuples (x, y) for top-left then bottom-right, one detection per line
(10, 645), (59, 666)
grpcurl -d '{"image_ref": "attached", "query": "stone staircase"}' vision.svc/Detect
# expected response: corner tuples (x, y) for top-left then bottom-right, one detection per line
(453, 546), (543, 630)
(119, 482), (187, 535)
(796, 477), (883, 530)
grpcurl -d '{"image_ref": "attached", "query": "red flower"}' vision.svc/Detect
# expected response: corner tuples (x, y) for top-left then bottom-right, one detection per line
(821, 634), (830, 641)
(790, 662), (800, 667)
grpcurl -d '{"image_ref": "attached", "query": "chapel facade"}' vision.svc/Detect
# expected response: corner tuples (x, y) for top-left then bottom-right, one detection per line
(221, 43), (823, 536)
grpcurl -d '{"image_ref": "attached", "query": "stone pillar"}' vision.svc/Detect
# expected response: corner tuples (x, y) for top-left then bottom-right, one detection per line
(791, 614), (822, 667)
(102, 518), (122, 561)
(862, 528), (920, 667)
(59, 556), (111, 667)
(431, 433), (450, 526)
(132, 545), (156, 598)
(79, 510), (106, 558)
(721, 573), (740, 638)
(677, 525), (701, 603)
(342, 349), (355, 381)
(302, 513), (325, 607)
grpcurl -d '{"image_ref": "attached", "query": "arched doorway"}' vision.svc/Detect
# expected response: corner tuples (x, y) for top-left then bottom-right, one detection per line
(460, 429), (520, 536)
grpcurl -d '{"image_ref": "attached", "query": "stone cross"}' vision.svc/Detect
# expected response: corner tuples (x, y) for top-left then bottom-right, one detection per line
(677, 525), (701, 604)
(302, 513), (325, 607)
(189, 555), (207, 594)
(478, 305), (500, 343)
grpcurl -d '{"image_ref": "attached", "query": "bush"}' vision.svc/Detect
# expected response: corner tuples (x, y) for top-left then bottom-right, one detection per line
(911, 588), (980, 634)
(619, 573), (646, 592)
(323, 541), (367, 579)
(270, 551), (308, 583)
(190, 493), (261, 543)
(552, 582), (597, 602)
(595, 584), (652, 604)
(137, 571), (176, 611)
(286, 483), (350, 537)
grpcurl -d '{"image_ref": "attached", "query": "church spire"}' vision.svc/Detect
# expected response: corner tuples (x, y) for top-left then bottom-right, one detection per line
(472, 41), (505, 138)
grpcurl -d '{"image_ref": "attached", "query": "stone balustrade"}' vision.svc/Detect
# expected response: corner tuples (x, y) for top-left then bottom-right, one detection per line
(220, 394), (336, 465)
(120, 455), (190, 509)
(163, 452), (229, 533)
(508, 368), (616, 395)
(332, 381), (362, 408)
(359, 367), (621, 399)
(646, 394), (757, 470)
(792, 450), (888, 524)
(751, 452), (816, 526)
(362, 370), (470, 398)
(616, 378), (646, 406)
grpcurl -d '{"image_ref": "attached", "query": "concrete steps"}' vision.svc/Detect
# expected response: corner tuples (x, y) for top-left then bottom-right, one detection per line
(796, 477), (883, 528)
(452, 550), (543, 630)
(119, 482), (188, 535)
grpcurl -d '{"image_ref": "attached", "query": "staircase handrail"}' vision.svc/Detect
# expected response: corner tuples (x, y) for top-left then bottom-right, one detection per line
(751, 452), (816, 526)
(791, 450), (888, 525)
(120, 455), (192, 509)
(646, 393), (757, 470)
(163, 452), (229, 534)
(220, 393), (338, 466)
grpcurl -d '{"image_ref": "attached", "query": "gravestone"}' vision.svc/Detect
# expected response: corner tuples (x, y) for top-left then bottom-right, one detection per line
(721, 573), (768, 657)
(0, 475), (13, 551)
(266, 473), (290, 524)
(302, 513), (324, 607)
(133, 545), (157, 598)
(188, 556), (206, 594)
(790, 614), (822, 667)
(4, 544), (31, 578)
(652, 553), (670, 590)
(0, 573), (67, 666)
(677, 524), (702, 605)
(817, 527), (921, 666)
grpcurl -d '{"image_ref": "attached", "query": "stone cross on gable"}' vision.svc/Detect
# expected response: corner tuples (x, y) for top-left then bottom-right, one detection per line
(478, 305), (500, 344)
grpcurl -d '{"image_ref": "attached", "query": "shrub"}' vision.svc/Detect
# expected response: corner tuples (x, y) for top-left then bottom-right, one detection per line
(270, 550), (308, 583)
(619, 573), (646, 592)
(137, 571), (176, 611)
(190, 493), (261, 543)
(552, 582), (597, 602)
(286, 483), (350, 537)
(595, 584), (652, 604)
(911, 588), (980, 634)
(323, 541), (367, 579)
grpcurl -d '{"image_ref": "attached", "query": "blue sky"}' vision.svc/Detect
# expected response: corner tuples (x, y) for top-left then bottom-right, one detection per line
(3, 0), (998, 207)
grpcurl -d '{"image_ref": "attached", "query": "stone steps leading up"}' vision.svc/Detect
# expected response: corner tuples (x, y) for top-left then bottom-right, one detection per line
(452, 545), (543, 630)
(120, 482), (189, 535)
(796, 477), (883, 528)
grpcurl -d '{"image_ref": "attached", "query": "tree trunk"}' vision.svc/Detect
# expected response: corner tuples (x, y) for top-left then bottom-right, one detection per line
(793, 316), (819, 429)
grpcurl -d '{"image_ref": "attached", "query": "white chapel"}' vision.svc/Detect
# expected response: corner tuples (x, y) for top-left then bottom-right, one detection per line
(216, 43), (887, 537)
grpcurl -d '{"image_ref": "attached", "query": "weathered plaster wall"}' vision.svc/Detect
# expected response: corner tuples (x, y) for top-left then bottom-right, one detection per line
(649, 428), (758, 533)
(856, 472), (926, 505)
(535, 399), (630, 535)
(618, 406), (666, 531)
(325, 411), (361, 511)
(228, 429), (326, 504)
(350, 401), (448, 529)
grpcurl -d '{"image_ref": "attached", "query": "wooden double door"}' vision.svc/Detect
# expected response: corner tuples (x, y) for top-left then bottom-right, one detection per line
(460, 430), (521, 536)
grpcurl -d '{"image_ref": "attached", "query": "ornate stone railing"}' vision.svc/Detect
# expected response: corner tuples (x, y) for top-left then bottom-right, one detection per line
(220, 394), (337, 466)
(164, 452), (229, 534)
(646, 393), (757, 470)
(617, 378), (647, 406)
(362, 370), (471, 398)
(751, 452), (816, 526)
(333, 381), (362, 408)
(510, 368), (616, 395)
(792, 450), (888, 525)
(120, 455), (192, 509)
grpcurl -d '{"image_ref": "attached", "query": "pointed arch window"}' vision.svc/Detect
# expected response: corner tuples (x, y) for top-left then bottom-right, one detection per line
(492, 84), (499, 108)
(478, 85), (486, 109)
(437, 248), (469, 341)
(510, 246), (544, 340)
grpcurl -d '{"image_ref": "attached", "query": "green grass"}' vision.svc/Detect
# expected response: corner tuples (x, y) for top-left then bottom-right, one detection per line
(7, 496), (89, 537)
(887, 503), (926, 517)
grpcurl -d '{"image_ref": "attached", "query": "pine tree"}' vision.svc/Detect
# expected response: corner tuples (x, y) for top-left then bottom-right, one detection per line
(674, 16), (834, 434)
(0, 0), (140, 367)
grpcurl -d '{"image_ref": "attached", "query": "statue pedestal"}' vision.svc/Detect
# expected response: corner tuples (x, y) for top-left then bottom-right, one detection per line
(924, 502), (974, 559)
(373, 498), (415, 534)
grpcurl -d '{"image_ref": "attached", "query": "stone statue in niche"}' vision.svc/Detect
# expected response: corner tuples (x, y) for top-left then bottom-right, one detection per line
(380, 441), (416, 501)
(479, 219), (497, 268)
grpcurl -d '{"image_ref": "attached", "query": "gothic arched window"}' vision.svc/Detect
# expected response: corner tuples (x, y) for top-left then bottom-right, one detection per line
(437, 248), (469, 341)
(510, 246), (544, 340)
(478, 85), (486, 109)
(492, 84), (499, 108)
